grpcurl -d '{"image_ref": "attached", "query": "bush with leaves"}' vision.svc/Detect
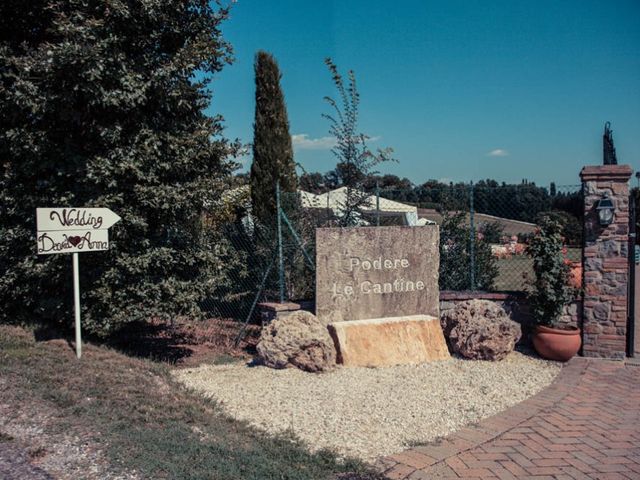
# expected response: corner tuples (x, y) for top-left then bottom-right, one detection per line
(535, 210), (582, 247)
(478, 221), (505, 244)
(439, 211), (498, 291)
(0, 1), (239, 336)
(526, 217), (574, 327)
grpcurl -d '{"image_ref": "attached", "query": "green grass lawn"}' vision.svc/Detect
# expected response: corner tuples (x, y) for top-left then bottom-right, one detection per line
(494, 255), (533, 291)
(0, 325), (383, 480)
(494, 247), (581, 292)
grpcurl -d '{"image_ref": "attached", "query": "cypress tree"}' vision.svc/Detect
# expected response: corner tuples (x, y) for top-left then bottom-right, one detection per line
(250, 51), (297, 226)
(0, 0), (238, 335)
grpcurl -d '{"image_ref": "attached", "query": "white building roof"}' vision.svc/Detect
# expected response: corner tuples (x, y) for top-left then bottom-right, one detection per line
(301, 186), (418, 214)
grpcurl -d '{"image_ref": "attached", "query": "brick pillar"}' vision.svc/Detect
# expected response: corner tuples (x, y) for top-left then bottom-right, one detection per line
(580, 165), (633, 359)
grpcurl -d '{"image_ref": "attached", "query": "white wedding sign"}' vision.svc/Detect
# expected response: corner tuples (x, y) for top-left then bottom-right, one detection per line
(36, 208), (120, 254)
(36, 207), (121, 359)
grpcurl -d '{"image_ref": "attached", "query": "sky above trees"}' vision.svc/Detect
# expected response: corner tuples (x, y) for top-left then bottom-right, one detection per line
(209, 0), (640, 187)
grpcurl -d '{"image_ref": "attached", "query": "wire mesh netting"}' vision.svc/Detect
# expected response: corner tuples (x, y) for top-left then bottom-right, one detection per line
(201, 182), (583, 324)
(199, 219), (279, 321)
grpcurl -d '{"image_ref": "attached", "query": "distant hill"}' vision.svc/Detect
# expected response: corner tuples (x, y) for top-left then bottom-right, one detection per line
(418, 209), (537, 237)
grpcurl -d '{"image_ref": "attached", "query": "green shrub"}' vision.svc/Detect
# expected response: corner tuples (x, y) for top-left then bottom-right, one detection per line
(439, 211), (498, 291)
(535, 210), (582, 247)
(0, 1), (238, 336)
(526, 217), (574, 326)
(478, 221), (505, 244)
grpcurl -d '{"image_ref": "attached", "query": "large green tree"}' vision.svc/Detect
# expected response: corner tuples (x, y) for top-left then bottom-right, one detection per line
(0, 0), (238, 335)
(250, 51), (297, 226)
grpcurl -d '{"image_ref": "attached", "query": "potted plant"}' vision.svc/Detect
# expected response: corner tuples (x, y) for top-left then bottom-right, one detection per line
(526, 216), (581, 361)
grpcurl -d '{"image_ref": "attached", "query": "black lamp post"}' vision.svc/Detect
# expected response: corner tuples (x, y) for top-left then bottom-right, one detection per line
(596, 193), (615, 226)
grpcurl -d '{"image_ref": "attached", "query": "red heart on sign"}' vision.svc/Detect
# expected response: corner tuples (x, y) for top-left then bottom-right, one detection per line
(68, 236), (82, 247)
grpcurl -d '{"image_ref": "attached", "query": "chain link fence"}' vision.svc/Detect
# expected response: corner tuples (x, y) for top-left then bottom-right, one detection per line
(201, 182), (583, 324)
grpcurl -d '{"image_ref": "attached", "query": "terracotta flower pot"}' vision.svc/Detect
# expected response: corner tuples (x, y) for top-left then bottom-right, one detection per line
(532, 324), (581, 362)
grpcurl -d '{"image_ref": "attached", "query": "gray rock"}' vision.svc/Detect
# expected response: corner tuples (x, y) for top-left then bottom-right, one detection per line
(256, 310), (336, 372)
(440, 299), (521, 361)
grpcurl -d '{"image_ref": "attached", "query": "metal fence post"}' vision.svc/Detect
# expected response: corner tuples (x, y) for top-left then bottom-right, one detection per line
(276, 180), (285, 303)
(469, 182), (476, 291)
(627, 192), (636, 356)
(376, 180), (380, 226)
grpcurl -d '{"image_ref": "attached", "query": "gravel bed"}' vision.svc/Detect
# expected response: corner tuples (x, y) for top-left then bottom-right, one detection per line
(173, 352), (560, 461)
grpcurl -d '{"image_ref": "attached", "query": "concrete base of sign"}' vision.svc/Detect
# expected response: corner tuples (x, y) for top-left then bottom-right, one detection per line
(327, 315), (450, 367)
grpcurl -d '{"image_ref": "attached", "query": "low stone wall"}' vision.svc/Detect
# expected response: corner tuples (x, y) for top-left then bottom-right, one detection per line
(257, 301), (314, 324)
(439, 291), (582, 334)
(440, 291), (530, 325)
(259, 293), (582, 335)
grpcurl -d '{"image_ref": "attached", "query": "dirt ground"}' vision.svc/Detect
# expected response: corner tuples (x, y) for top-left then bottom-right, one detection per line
(1, 321), (380, 480)
(0, 320), (259, 480)
(103, 317), (261, 367)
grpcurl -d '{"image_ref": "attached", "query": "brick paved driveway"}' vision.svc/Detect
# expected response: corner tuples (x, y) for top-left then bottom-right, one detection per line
(381, 358), (640, 479)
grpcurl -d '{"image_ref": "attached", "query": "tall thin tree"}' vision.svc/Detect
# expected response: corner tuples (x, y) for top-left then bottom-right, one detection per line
(323, 58), (394, 226)
(250, 51), (297, 226)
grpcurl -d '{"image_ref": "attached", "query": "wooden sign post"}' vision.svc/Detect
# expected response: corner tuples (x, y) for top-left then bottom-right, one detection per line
(36, 208), (121, 359)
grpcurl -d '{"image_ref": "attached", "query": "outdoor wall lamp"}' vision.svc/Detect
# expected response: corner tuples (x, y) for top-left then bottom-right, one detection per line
(596, 193), (615, 226)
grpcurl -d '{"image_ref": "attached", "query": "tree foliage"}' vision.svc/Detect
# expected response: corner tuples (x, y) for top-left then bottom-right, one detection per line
(478, 221), (505, 244)
(526, 217), (574, 326)
(439, 211), (497, 291)
(535, 210), (582, 247)
(296, 171), (583, 230)
(250, 50), (297, 226)
(322, 58), (394, 226)
(299, 171), (325, 194)
(0, 0), (238, 335)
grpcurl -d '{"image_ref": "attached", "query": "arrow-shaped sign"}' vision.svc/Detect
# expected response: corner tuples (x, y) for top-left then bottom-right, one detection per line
(35, 206), (122, 360)
(37, 207), (121, 232)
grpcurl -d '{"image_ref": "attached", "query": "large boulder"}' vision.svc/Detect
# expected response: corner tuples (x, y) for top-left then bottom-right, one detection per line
(256, 310), (336, 372)
(440, 299), (521, 361)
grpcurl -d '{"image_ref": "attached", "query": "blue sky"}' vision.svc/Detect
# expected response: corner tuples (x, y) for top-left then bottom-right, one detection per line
(208, 0), (640, 187)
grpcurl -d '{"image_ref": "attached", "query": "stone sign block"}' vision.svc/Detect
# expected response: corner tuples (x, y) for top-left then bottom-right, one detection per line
(316, 226), (439, 323)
